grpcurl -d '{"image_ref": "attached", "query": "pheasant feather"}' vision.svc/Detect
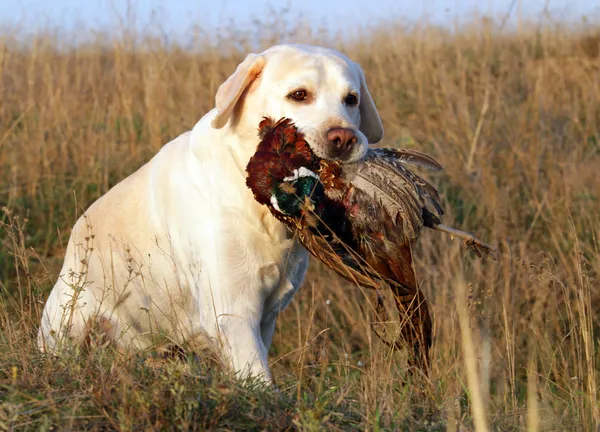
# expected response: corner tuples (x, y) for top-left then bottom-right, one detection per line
(245, 117), (495, 371)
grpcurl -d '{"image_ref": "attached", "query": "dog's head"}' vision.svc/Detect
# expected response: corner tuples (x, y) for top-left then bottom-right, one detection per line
(211, 44), (383, 163)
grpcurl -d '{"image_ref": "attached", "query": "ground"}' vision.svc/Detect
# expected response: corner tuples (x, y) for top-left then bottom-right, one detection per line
(1, 12), (599, 431)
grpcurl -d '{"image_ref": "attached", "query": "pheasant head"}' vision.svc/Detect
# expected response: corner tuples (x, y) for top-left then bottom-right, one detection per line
(246, 117), (328, 221)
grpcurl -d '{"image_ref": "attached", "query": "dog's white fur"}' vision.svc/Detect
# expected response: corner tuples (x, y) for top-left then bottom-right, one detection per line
(38, 44), (383, 382)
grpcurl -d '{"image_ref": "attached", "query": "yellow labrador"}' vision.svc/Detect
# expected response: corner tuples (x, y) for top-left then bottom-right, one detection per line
(38, 44), (383, 382)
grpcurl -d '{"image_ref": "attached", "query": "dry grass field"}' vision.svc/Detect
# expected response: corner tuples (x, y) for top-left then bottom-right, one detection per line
(1, 11), (600, 431)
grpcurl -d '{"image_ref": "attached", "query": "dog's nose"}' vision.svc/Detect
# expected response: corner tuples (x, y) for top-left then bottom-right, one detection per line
(327, 128), (358, 156)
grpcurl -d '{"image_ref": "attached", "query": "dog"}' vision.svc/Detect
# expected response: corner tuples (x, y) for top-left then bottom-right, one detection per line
(38, 44), (383, 383)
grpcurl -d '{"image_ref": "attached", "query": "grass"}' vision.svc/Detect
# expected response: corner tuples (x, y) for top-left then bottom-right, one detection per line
(1, 10), (600, 431)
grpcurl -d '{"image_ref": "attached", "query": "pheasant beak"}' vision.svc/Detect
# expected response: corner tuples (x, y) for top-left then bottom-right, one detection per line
(278, 182), (297, 194)
(300, 196), (319, 227)
(302, 196), (315, 212)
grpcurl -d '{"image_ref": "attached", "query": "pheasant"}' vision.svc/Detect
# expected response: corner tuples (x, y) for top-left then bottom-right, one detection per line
(245, 117), (495, 371)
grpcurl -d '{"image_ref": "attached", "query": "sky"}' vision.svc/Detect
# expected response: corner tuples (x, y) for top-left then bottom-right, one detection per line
(1, 0), (598, 37)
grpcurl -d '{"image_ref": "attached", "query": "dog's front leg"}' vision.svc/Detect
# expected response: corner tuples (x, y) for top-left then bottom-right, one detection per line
(216, 313), (271, 382)
(197, 244), (273, 383)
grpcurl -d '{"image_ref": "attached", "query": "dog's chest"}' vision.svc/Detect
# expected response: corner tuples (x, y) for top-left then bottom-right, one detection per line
(224, 199), (296, 289)
(211, 151), (302, 294)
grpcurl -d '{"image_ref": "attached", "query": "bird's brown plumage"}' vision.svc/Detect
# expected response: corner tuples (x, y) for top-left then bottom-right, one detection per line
(246, 117), (494, 371)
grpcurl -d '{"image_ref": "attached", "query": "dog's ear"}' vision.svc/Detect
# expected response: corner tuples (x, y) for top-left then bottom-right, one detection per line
(211, 53), (266, 129)
(354, 62), (383, 143)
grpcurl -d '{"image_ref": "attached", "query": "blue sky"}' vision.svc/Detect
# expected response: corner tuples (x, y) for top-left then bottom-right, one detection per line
(1, 0), (598, 36)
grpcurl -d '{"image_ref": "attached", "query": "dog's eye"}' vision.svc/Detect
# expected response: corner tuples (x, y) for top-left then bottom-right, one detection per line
(344, 93), (359, 106)
(288, 90), (309, 102)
